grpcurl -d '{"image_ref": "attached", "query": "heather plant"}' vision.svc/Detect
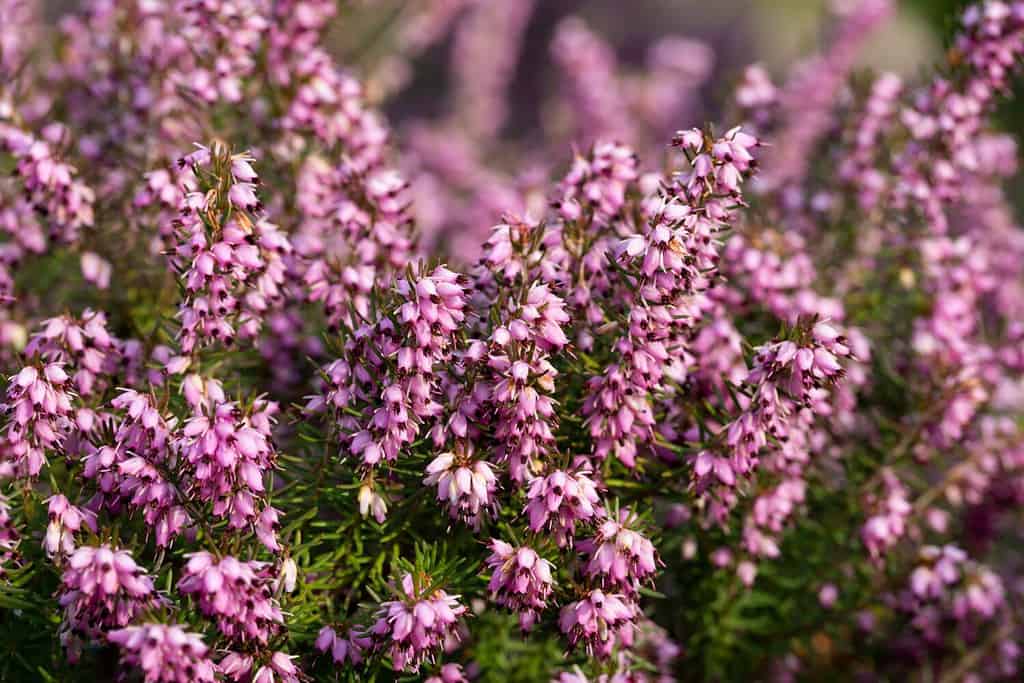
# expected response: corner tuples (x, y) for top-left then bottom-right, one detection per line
(1, 0), (1024, 681)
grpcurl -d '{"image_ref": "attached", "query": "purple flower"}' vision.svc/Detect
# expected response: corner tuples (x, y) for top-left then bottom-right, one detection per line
(578, 509), (659, 595)
(176, 394), (282, 549)
(559, 589), (636, 658)
(58, 545), (159, 657)
(315, 265), (467, 476)
(485, 539), (555, 630)
(44, 494), (96, 557)
(109, 624), (215, 683)
(425, 448), (498, 529)
(1, 361), (74, 477)
(315, 625), (370, 666)
(253, 652), (302, 683)
(426, 662), (469, 683)
(371, 572), (467, 672)
(168, 144), (291, 353)
(861, 468), (911, 562)
(177, 552), (285, 644)
(525, 469), (602, 547)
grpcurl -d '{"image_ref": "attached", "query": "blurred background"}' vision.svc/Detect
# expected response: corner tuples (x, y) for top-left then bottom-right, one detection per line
(292, 0), (1017, 258)
(329, 0), (971, 135)
(44, 0), (1013, 254)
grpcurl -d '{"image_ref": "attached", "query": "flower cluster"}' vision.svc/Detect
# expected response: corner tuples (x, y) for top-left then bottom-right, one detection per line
(559, 590), (636, 658)
(177, 395), (281, 548)
(370, 573), (467, 672)
(578, 510), (659, 595)
(485, 540), (555, 631)
(108, 623), (215, 683)
(525, 469), (603, 548)
(1, 362), (74, 477)
(168, 144), (291, 353)
(3, 0), (1024, 681)
(44, 494), (96, 557)
(177, 552), (284, 645)
(424, 449), (498, 529)
(58, 545), (158, 657)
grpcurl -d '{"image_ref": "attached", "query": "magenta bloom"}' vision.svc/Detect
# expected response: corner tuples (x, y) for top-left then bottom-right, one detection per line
(559, 589), (637, 658)
(424, 449), (498, 529)
(525, 469), (602, 547)
(58, 545), (158, 658)
(109, 623), (215, 683)
(176, 396), (282, 550)
(485, 539), (555, 630)
(315, 625), (370, 666)
(578, 509), (659, 595)
(1, 361), (74, 477)
(43, 494), (96, 557)
(371, 572), (467, 672)
(177, 552), (284, 645)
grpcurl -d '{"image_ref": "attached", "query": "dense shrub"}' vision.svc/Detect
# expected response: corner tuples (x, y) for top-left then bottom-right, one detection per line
(1, 0), (1024, 681)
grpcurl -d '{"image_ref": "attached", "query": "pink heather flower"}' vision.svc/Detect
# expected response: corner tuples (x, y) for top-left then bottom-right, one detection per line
(583, 129), (759, 470)
(559, 589), (637, 658)
(424, 449), (498, 529)
(735, 63), (778, 127)
(426, 663), (468, 683)
(228, 182), (260, 212)
(694, 320), (850, 508)
(177, 552), (284, 645)
(1, 362), (74, 476)
(582, 358), (658, 469)
(711, 548), (733, 568)
(81, 389), (191, 548)
(0, 494), (20, 574)
(485, 540), (555, 630)
(80, 251), (112, 289)
(950, 566), (1006, 622)
(168, 144), (291, 353)
(0, 121), (95, 243)
(525, 469), (602, 547)
(253, 652), (301, 683)
(277, 557), (298, 594)
(910, 545), (966, 600)
(315, 265), (467, 472)
(554, 140), (639, 222)
(25, 310), (121, 396)
(578, 509), (659, 595)
(488, 352), (561, 481)
(745, 322), (850, 400)
(217, 652), (255, 681)
(59, 545), (158, 647)
(315, 625), (370, 666)
(108, 623), (215, 683)
(861, 468), (912, 562)
(486, 275), (569, 481)
(839, 72), (903, 209)
(297, 158), (413, 329)
(450, 0), (536, 139)
(176, 395), (281, 549)
(44, 494), (96, 557)
(737, 560), (758, 587)
(672, 125), (759, 201)
(358, 482), (389, 523)
(890, 1), (1024, 231)
(818, 584), (839, 608)
(743, 478), (807, 559)
(550, 18), (632, 143)
(900, 545), (1008, 644)
(371, 572), (467, 672)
